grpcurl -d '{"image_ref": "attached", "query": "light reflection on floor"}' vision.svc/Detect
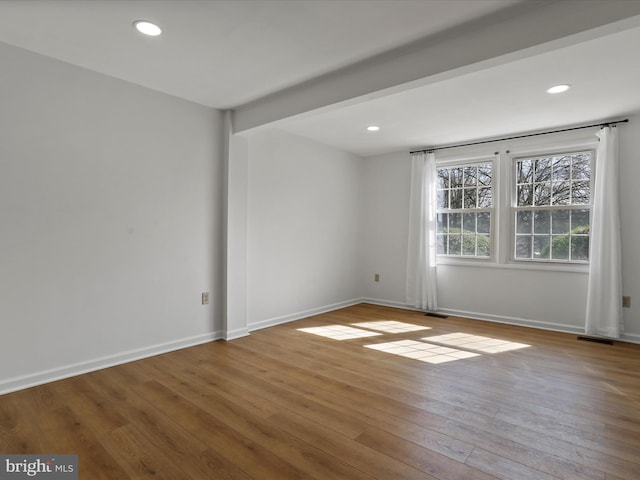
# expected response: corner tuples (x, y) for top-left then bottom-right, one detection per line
(422, 333), (530, 353)
(352, 320), (431, 333)
(365, 339), (480, 364)
(297, 325), (381, 340)
(297, 320), (529, 364)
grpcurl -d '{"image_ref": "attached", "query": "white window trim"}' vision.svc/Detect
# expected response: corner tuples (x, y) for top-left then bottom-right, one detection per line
(508, 147), (596, 266)
(435, 155), (497, 263)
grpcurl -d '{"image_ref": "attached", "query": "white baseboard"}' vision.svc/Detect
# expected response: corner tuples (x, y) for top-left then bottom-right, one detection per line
(0, 331), (221, 396)
(248, 298), (362, 332)
(621, 332), (640, 344)
(359, 297), (422, 312)
(5, 299), (637, 396)
(363, 297), (582, 333)
(223, 327), (250, 341)
(360, 297), (640, 344)
(436, 307), (584, 334)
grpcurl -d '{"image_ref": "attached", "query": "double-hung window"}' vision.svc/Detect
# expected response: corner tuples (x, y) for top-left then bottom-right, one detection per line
(513, 150), (592, 263)
(436, 161), (493, 258)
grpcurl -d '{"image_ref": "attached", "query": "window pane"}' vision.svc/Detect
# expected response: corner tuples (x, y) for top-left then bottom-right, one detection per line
(450, 189), (462, 209)
(550, 235), (569, 260)
(552, 210), (570, 234)
(478, 187), (492, 207)
(449, 213), (461, 231)
(534, 158), (552, 182)
(517, 211), (532, 234)
(552, 181), (571, 205)
(534, 182), (551, 206)
(449, 235), (462, 255)
(463, 213), (476, 233)
(572, 209), (590, 232)
(437, 213), (448, 233)
(571, 180), (590, 204)
(464, 166), (477, 186)
(437, 189), (449, 208)
(450, 168), (463, 188)
(517, 159), (533, 184)
(478, 166), (492, 186)
(517, 185), (532, 206)
(572, 154), (590, 179)
(534, 235), (550, 259)
(571, 236), (589, 261)
(477, 212), (491, 234)
(516, 236), (532, 259)
(534, 210), (550, 234)
(464, 188), (477, 208)
(437, 235), (447, 254)
(513, 150), (591, 264)
(436, 161), (492, 259)
(462, 234), (476, 255)
(552, 156), (571, 181)
(438, 169), (450, 189)
(477, 234), (491, 257)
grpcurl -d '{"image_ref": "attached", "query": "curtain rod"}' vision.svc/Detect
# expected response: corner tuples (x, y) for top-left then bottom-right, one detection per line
(410, 118), (629, 154)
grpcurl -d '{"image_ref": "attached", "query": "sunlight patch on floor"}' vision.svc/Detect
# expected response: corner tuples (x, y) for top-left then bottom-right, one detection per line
(352, 320), (431, 333)
(297, 325), (382, 340)
(365, 340), (480, 364)
(422, 333), (530, 353)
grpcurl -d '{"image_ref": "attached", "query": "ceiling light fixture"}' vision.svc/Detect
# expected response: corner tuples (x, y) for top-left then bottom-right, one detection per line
(134, 20), (162, 37)
(367, 125), (380, 132)
(546, 84), (571, 94)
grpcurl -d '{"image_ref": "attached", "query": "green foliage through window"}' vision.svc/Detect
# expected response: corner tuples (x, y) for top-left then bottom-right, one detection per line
(436, 161), (493, 258)
(514, 151), (592, 263)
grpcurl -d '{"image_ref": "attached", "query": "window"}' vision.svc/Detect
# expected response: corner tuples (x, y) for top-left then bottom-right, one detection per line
(513, 151), (592, 262)
(436, 161), (493, 258)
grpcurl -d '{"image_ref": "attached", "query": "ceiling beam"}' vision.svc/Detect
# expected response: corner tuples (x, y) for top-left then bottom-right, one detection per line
(233, 0), (640, 134)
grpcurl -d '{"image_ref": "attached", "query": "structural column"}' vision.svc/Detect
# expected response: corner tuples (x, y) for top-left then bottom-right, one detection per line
(222, 110), (250, 340)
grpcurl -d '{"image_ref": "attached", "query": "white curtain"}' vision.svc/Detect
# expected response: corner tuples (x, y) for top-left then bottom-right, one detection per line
(406, 151), (438, 311)
(585, 126), (623, 338)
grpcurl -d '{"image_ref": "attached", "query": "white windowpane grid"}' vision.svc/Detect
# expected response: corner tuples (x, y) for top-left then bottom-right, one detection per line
(513, 151), (591, 263)
(437, 162), (493, 259)
(515, 152), (591, 207)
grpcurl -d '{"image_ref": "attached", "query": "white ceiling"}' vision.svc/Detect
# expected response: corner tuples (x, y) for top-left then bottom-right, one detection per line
(279, 25), (640, 156)
(0, 0), (639, 157)
(0, 0), (520, 108)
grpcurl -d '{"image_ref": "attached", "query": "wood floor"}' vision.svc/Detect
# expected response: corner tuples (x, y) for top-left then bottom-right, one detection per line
(1, 304), (640, 480)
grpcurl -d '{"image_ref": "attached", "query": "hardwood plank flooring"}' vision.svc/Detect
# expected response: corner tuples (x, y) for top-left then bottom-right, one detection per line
(1, 304), (640, 479)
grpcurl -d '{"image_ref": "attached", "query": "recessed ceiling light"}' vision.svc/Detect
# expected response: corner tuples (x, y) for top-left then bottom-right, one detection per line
(134, 20), (162, 37)
(546, 84), (571, 94)
(367, 125), (380, 132)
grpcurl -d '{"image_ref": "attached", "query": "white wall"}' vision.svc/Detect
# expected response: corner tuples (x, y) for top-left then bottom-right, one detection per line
(246, 129), (362, 329)
(618, 116), (640, 339)
(360, 120), (640, 342)
(359, 151), (412, 303)
(0, 43), (224, 393)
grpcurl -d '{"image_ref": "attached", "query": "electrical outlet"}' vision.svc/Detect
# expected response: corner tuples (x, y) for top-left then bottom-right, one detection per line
(202, 292), (209, 305)
(374, 273), (380, 282)
(622, 296), (631, 308)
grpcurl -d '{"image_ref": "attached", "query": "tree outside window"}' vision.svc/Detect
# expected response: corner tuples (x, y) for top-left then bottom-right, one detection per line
(514, 151), (592, 262)
(436, 161), (493, 258)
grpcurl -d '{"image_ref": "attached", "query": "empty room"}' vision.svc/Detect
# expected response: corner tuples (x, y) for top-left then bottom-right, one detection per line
(1, 1), (640, 479)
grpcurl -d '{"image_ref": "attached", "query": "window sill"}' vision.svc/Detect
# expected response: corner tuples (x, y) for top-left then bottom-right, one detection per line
(436, 257), (589, 274)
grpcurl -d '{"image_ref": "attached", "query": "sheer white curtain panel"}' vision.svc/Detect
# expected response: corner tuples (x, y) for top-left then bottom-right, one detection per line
(585, 126), (623, 338)
(406, 151), (438, 311)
